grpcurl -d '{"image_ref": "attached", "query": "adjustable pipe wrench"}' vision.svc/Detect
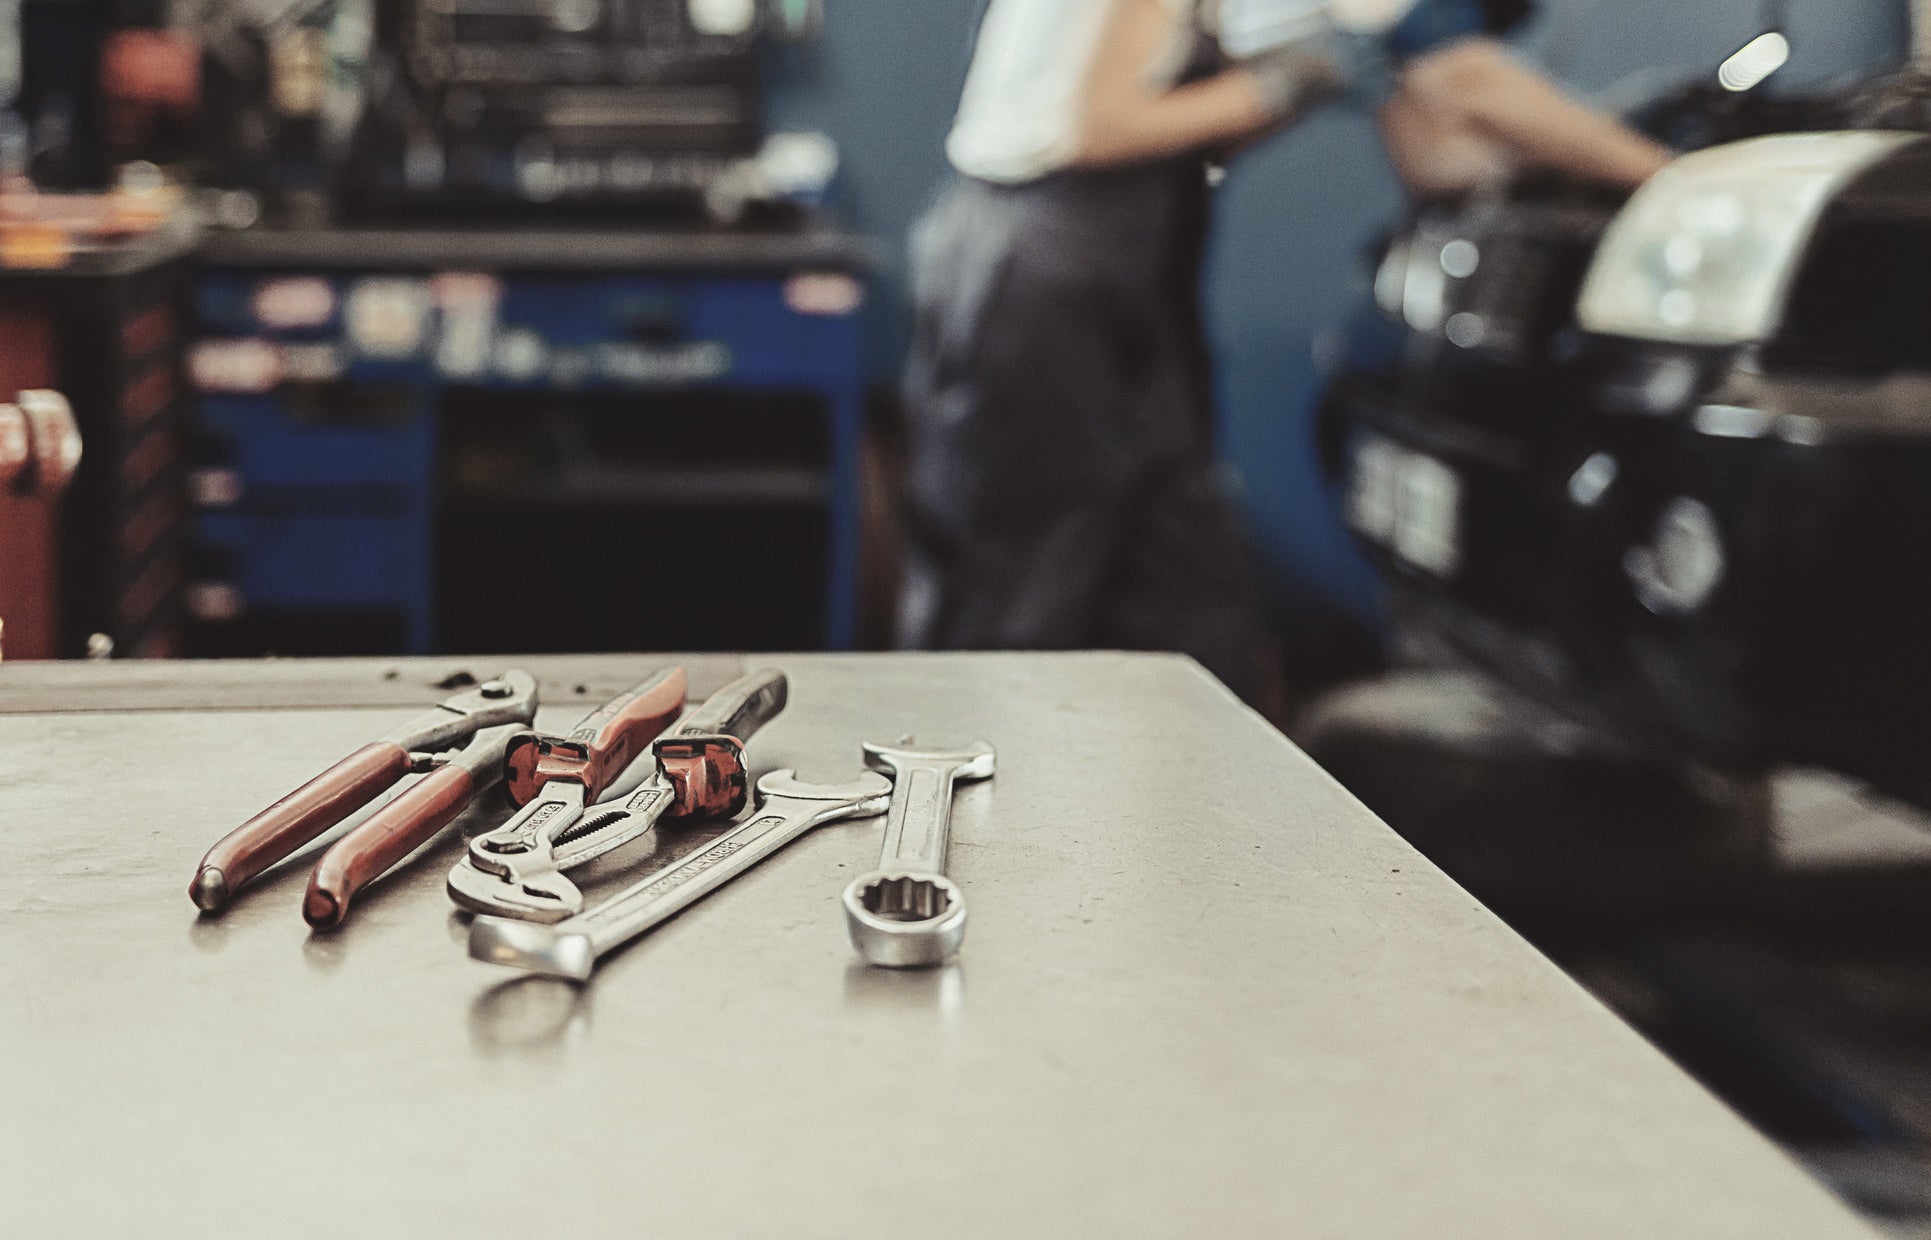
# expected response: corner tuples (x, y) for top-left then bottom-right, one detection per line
(190, 670), (540, 912)
(448, 668), (788, 923)
(442, 667), (690, 918)
(843, 740), (996, 968)
(469, 768), (891, 980)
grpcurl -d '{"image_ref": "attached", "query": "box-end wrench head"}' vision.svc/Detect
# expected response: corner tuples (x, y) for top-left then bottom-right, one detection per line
(470, 769), (893, 980)
(844, 740), (995, 969)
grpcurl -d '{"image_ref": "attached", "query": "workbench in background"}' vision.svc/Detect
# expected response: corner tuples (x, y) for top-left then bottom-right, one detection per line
(186, 226), (870, 657)
(0, 651), (1881, 1238)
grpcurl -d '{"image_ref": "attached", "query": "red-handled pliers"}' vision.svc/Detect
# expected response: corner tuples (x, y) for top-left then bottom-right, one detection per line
(189, 671), (540, 913)
(300, 720), (528, 929)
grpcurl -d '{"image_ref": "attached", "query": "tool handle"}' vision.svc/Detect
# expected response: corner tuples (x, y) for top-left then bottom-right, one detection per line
(876, 766), (964, 875)
(671, 668), (788, 742)
(192, 741), (412, 908)
(655, 669), (789, 820)
(581, 805), (815, 953)
(470, 789), (884, 978)
(861, 743), (996, 876)
(505, 667), (687, 806)
(304, 764), (476, 929)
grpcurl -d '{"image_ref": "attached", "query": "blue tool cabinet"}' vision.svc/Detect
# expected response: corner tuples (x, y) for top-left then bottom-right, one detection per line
(185, 228), (870, 656)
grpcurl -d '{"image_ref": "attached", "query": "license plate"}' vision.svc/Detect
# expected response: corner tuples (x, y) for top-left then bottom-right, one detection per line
(1347, 434), (1462, 578)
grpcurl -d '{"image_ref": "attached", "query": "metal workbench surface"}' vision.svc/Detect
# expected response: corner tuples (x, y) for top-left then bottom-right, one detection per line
(0, 652), (1878, 1239)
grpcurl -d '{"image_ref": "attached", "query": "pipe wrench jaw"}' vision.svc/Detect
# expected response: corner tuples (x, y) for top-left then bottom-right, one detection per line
(657, 734), (751, 820)
(447, 859), (583, 923)
(504, 733), (636, 808)
(467, 783), (587, 875)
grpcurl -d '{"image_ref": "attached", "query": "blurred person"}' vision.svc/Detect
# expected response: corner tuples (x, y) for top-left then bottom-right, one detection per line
(896, 0), (1671, 703)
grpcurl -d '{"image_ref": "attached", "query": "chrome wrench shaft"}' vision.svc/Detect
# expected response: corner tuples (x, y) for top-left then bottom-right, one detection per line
(470, 769), (892, 980)
(843, 740), (995, 969)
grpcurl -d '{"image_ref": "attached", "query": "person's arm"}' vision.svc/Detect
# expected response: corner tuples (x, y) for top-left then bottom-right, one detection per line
(1071, 0), (1336, 168)
(1387, 38), (1671, 191)
(1376, 81), (1514, 197)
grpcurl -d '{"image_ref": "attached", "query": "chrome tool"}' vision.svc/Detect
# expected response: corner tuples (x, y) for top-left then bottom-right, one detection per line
(442, 667), (689, 918)
(470, 767), (891, 979)
(843, 740), (995, 969)
(190, 670), (539, 912)
(448, 667), (787, 922)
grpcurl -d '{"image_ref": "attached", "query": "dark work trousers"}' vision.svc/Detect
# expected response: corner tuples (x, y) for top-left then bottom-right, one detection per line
(896, 160), (1269, 703)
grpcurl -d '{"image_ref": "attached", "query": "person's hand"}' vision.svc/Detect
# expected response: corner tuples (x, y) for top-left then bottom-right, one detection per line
(1239, 42), (1345, 121)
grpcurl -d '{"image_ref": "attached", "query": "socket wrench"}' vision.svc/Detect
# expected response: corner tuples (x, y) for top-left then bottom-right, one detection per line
(843, 740), (995, 969)
(470, 768), (893, 980)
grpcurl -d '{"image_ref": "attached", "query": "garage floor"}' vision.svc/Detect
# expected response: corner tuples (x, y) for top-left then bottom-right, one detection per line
(1299, 673), (1931, 1236)
(1559, 772), (1931, 1237)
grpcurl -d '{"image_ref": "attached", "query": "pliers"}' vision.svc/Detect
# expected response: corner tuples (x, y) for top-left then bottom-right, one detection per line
(447, 666), (789, 923)
(189, 671), (540, 915)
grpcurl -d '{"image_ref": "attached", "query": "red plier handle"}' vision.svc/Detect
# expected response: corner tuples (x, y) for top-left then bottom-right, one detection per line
(302, 762), (468, 929)
(189, 670), (538, 912)
(504, 666), (689, 807)
(191, 742), (412, 911)
(303, 722), (528, 930)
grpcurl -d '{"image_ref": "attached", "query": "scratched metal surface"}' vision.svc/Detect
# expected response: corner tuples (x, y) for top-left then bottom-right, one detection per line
(0, 652), (747, 715)
(0, 652), (1880, 1239)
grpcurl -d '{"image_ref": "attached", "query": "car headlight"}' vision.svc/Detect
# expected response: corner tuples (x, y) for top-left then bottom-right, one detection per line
(1577, 131), (1919, 347)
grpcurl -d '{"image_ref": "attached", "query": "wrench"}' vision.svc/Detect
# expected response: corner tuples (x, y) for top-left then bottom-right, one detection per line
(449, 668), (787, 922)
(469, 768), (892, 980)
(843, 740), (995, 969)
(446, 668), (687, 919)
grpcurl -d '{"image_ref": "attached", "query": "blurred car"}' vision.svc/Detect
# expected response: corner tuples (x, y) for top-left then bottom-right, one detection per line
(1317, 68), (1931, 809)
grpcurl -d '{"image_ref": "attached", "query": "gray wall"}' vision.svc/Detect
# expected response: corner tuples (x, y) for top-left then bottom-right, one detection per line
(768, 0), (1912, 623)
(762, 0), (982, 374)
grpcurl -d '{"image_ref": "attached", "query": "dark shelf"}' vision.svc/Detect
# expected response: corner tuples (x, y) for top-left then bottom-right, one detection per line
(444, 464), (827, 510)
(197, 223), (875, 274)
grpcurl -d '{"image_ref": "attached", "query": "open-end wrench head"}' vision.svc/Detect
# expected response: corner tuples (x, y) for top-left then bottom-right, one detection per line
(757, 768), (893, 807)
(470, 917), (595, 982)
(446, 860), (582, 923)
(843, 869), (968, 968)
(861, 740), (996, 782)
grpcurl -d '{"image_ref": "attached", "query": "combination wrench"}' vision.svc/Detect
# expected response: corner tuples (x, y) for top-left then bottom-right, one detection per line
(843, 740), (996, 969)
(469, 768), (893, 980)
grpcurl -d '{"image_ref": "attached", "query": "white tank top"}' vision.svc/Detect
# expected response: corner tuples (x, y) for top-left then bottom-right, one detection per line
(945, 0), (1205, 184)
(944, 0), (1421, 184)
